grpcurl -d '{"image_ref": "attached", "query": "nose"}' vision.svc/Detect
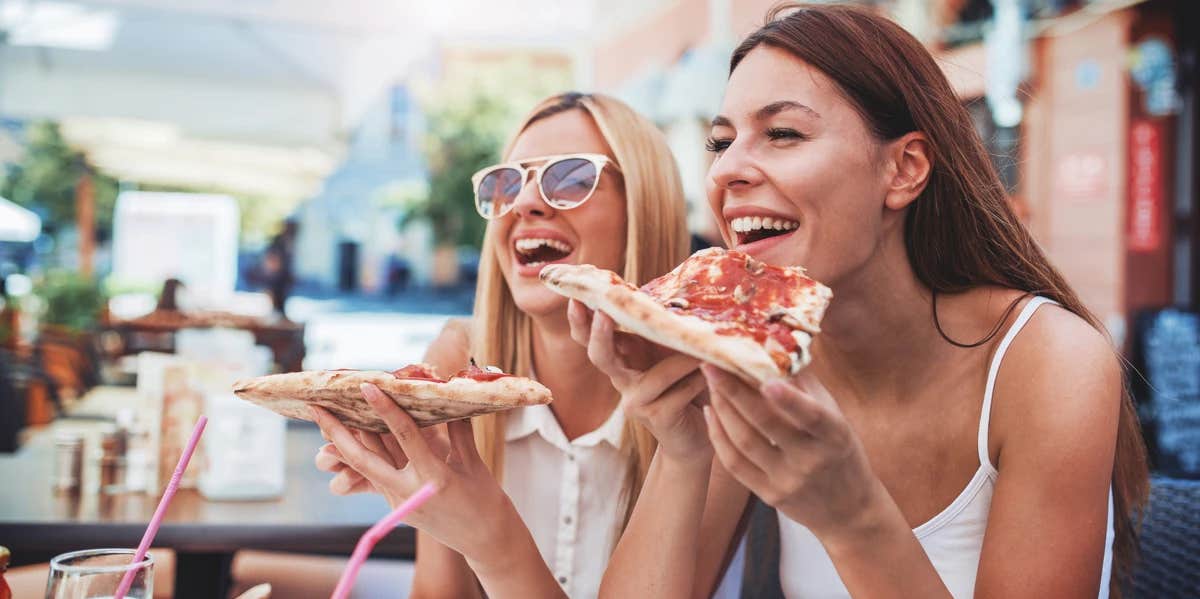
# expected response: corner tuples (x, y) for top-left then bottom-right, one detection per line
(708, 141), (763, 192)
(512, 168), (553, 219)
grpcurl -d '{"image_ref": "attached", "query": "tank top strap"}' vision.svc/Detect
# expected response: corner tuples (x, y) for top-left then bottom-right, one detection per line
(978, 296), (1057, 469)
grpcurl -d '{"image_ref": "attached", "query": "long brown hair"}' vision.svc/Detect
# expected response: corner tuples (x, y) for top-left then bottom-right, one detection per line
(470, 92), (690, 536)
(732, 3), (1148, 594)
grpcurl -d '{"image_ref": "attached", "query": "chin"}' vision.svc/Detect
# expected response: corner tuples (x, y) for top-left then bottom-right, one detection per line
(509, 284), (569, 317)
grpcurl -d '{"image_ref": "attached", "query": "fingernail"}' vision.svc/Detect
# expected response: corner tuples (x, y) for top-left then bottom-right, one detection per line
(702, 405), (713, 423)
(360, 384), (379, 401)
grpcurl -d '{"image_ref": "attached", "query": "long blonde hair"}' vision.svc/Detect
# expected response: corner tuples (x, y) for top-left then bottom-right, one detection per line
(470, 92), (689, 532)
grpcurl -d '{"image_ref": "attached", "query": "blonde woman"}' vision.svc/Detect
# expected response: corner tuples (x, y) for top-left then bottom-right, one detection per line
(310, 92), (709, 599)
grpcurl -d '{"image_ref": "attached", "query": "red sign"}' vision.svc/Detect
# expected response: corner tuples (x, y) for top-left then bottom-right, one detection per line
(1128, 119), (1164, 252)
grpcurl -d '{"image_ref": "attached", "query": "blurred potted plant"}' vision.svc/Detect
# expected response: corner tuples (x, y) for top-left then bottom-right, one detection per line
(414, 92), (506, 287)
(36, 270), (107, 334)
(399, 58), (571, 287)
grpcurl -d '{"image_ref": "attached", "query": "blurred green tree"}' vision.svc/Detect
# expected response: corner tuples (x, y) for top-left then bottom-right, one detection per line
(407, 56), (571, 249)
(0, 121), (119, 240)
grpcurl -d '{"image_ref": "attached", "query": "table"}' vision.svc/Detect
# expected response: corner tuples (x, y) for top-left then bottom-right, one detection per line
(0, 389), (414, 598)
(107, 311), (307, 373)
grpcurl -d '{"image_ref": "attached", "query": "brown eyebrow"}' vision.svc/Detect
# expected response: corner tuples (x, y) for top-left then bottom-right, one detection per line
(710, 100), (821, 128)
(756, 100), (821, 120)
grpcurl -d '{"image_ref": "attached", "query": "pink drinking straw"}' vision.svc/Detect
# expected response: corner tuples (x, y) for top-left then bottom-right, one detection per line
(330, 482), (438, 599)
(114, 416), (208, 599)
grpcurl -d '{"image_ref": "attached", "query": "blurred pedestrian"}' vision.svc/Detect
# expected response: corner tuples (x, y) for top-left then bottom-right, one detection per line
(263, 219), (298, 319)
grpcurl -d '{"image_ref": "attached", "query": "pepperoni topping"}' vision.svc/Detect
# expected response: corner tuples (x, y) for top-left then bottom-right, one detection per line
(451, 363), (512, 382)
(391, 364), (446, 382)
(639, 248), (828, 372)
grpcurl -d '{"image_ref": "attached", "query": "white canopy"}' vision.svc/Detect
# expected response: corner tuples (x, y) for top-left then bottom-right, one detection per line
(0, 0), (601, 202)
(0, 195), (41, 242)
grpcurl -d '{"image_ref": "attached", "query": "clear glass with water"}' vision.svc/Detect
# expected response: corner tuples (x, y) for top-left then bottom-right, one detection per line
(44, 549), (152, 599)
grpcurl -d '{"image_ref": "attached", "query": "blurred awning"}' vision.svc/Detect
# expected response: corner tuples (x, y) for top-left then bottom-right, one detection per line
(0, 196), (40, 242)
(0, 0), (601, 202)
(0, 0), (434, 201)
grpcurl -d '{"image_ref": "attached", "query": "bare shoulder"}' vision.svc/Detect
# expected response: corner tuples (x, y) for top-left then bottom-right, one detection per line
(989, 294), (1121, 466)
(423, 317), (474, 374)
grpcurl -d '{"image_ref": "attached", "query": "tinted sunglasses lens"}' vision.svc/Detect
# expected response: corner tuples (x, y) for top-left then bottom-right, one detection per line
(476, 168), (524, 218)
(541, 158), (598, 209)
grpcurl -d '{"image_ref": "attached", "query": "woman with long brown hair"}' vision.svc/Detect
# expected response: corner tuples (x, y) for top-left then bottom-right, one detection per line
(310, 91), (697, 598)
(576, 4), (1149, 598)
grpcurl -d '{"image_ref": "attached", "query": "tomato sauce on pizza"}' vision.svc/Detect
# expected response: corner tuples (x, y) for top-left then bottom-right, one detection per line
(639, 249), (829, 374)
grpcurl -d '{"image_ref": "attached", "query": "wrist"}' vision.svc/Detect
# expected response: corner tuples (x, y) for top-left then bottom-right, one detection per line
(659, 447), (714, 478)
(814, 479), (906, 559)
(462, 496), (534, 575)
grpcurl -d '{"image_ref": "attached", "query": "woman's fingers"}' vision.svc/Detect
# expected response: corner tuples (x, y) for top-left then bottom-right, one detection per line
(567, 299), (594, 348)
(357, 430), (397, 469)
(702, 365), (801, 446)
(585, 311), (638, 384)
(622, 354), (702, 411)
(707, 378), (782, 468)
(361, 383), (439, 475)
(704, 405), (771, 492)
(380, 433), (411, 468)
(309, 406), (398, 483)
(447, 418), (483, 467)
(315, 443), (346, 472)
(658, 369), (708, 413)
(329, 468), (374, 495)
(761, 378), (831, 437)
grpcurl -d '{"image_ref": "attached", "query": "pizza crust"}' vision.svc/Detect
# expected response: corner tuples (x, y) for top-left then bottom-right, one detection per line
(541, 263), (785, 384)
(232, 369), (552, 432)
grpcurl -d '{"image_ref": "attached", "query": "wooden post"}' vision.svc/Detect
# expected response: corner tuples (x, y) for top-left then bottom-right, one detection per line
(75, 168), (95, 277)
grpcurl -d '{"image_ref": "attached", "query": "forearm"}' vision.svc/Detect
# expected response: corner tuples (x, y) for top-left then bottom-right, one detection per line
(464, 499), (566, 599)
(818, 480), (952, 599)
(599, 451), (712, 599)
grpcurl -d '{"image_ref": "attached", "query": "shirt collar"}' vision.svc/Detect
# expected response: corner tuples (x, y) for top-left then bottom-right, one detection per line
(505, 403), (625, 450)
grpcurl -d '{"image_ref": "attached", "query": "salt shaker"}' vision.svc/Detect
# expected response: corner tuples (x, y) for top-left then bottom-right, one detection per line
(98, 428), (128, 494)
(53, 432), (84, 492)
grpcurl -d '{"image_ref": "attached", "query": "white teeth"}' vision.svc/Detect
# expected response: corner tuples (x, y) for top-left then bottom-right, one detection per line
(514, 237), (574, 255)
(727, 216), (799, 234)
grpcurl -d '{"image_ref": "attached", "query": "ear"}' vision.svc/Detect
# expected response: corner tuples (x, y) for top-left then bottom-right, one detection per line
(883, 132), (932, 211)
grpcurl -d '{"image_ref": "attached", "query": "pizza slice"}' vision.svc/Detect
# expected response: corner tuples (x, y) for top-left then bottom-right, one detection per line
(540, 247), (832, 384)
(233, 362), (552, 431)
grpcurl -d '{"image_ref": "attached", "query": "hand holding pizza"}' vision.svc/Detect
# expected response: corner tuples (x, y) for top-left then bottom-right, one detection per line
(314, 425), (450, 496)
(701, 365), (890, 544)
(568, 299), (713, 466)
(309, 383), (522, 566)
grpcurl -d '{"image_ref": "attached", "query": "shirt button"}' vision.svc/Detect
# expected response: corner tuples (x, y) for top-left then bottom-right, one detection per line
(564, 515), (572, 525)
(558, 576), (568, 585)
(567, 453), (576, 462)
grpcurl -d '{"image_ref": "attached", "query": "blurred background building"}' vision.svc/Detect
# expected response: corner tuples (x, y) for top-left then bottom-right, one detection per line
(587, 0), (1197, 345)
(0, 0), (1195, 342)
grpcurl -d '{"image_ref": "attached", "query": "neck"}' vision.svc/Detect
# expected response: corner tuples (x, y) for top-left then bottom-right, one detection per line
(529, 309), (621, 440)
(810, 233), (944, 402)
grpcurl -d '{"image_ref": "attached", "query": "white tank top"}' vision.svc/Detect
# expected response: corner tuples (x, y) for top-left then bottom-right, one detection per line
(778, 297), (1115, 598)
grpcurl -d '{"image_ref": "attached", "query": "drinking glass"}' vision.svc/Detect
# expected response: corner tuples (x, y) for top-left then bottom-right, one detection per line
(45, 549), (153, 599)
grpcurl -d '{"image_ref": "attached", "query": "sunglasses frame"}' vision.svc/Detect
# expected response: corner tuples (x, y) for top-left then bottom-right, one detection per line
(471, 153), (621, 220)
